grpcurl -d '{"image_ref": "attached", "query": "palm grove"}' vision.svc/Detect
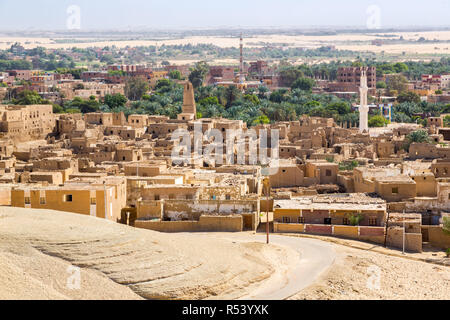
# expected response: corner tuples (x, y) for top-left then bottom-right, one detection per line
(4, 59), (450, 129)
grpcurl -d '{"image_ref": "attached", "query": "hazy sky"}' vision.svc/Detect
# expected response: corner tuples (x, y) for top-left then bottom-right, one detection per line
(0, 0), (449, 30)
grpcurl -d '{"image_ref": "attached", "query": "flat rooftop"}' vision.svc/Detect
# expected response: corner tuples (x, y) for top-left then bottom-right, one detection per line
(274, 193), (386, 211)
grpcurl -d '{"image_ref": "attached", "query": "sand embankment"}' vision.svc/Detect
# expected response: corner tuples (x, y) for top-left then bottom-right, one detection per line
(0, 207), (293, 300)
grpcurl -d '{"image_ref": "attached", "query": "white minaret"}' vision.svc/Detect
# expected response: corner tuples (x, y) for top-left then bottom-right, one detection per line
(359, 68), (369, 133)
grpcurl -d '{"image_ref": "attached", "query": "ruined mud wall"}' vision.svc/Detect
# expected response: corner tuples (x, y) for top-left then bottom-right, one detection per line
(273, 223), (422, 252)
(135, 215), (243, 232)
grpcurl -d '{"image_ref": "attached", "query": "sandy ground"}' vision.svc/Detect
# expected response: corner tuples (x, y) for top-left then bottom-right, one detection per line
(0, 207), (294, 300)
(0, 239), (141, 300)
(1, 206), (449, 300)
(289, 244), (450, 300)
(1, 30), (450, 54)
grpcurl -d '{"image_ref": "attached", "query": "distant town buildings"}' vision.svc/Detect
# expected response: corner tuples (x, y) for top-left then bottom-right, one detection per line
(328, 66), (377, 95)
(0, 41), (449, 254)
(421, 74), (450, 89)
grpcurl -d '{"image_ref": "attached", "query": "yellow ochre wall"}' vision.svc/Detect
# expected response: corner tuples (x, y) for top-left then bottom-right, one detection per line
(11, 186), (124, 222)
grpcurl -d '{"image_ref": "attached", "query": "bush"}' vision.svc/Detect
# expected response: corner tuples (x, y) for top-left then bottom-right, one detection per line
(368, 115), (389, 127)
(349, 214), (364, 226)
(376, 81), (387, 89)
(444, 216), (450, 235)
(339, 160), (359, 171)
(52, 104), (64, 113)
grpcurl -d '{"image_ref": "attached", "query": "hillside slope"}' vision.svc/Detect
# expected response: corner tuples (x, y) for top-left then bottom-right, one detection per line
(0, 207), (293, 300)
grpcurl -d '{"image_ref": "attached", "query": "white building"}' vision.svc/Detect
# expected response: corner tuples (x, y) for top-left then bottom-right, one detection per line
(359, 69), (369, 133)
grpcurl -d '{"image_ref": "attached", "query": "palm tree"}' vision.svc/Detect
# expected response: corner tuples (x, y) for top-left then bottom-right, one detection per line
(407, 130), (430, 144)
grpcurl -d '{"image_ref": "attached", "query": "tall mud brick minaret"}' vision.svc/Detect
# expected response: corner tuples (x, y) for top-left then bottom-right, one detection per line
(177, 81), (197, 121)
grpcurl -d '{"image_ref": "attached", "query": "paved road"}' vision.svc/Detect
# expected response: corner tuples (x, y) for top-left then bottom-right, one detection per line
(207, 233), (336, 300)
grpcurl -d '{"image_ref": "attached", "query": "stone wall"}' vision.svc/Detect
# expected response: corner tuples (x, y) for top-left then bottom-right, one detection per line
(0, 185), (12, 205)
(273, 223), (422, 252)
(136, 200), (163, 219)
(387, 227), (423, 253)
(163, 199), (258, 221)
(135, 215), (243, 233)
(423, 225), (450, 249)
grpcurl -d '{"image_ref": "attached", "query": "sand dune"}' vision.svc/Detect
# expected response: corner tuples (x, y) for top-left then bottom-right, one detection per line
(1, 30), (450, 54)
(0, 207), (292, 300)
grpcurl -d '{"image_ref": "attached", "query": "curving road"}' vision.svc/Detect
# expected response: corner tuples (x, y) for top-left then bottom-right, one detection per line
(204, 233), (336, 300)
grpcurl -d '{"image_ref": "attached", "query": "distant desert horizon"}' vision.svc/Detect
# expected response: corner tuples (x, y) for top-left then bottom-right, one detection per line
(1, 30), (450, 55)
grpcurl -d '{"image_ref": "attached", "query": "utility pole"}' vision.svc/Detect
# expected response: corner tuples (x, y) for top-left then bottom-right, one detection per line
(263, 177), (270, 244)
(402, 210), (406, 255)
(384, 211), (390, 248)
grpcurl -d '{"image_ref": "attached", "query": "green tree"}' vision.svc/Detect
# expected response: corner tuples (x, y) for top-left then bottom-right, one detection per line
(328, 101), (351, 115)
(243, 94), (260, 105)
(443, 216), (450, 235)
(279, 67), (304, 87)
(65, 108), (81, 113)
(65, 96), (100, 113)
(55, 68), (87, 80)
(269, 89), (289, 103)
(309, 107), (336, 118)
(404, 129), (431, 152)
(444, 115), (450, 127)
(368, 115), (389, 127)
(188, 61), (209, 88)
(52, 104), (64, 113)
(12, 90), (48, 105)
(104, 93), (127, 109)
(393, 62), (408, 73)
(155, 79), (172, 91)
(125, 77), (149, 101)
(251, 115), (270, 126)
(199, 96), (220, 106)
(224, 85), (241, 109)
(407, 130), (430, 144)
(257, 86), (269, 99)
(397, 91), (421, 104)
(291, 77), (315, 92)
(108, 70), (125, 76)
(0, 59), (32, 71)
(386, 74), (408, 94)
(168, 70), (182, 80)
(376, 81), (387, 89)
(100, 54), (114, 65)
